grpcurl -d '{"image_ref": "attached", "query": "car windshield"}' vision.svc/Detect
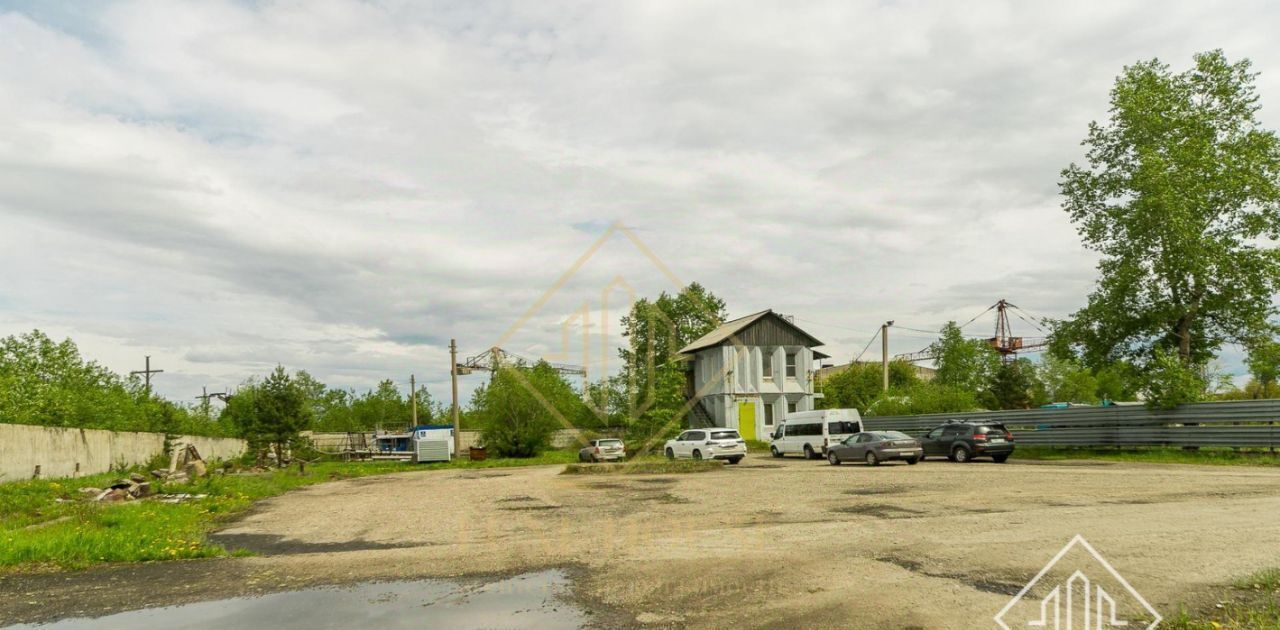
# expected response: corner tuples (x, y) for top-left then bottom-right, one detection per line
(710, 431), (740, 440)
(598, 439), (623, 446)
(875, 431), (911, 440)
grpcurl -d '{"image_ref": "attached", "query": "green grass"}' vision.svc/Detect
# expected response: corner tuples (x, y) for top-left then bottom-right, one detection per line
(1165, 599), (1280, 629)
(1157, 567), (1280, 629)
(1234, 567), (1280, 592)
(562, 457), (725, 475)
(415, 449), (579, 470)
(1013, 446), (1280, 467)
(745, 439), (772, 453)
(0, 450), (581, 572)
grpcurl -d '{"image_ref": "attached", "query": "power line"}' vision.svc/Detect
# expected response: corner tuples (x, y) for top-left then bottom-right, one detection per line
(958, 304), (996, 329)
(894, 325), (940, 335)
(1010, 310), (1046, 333)
(852, 328), (882, 364)
(791, 317), (877, 336)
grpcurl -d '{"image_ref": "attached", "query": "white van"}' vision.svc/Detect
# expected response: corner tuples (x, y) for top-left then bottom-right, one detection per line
(769, 409), (863, 459)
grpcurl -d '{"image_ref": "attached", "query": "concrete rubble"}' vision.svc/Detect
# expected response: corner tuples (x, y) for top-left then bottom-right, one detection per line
(83, 443), (209, 503)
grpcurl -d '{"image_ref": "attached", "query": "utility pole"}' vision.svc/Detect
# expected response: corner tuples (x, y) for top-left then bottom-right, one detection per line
(130, 355), (164, 395)
(410, 374), (418, 426)
(881, 321), (894, 391)
(195, 387), (227, 419)
(450, 339), (461, 457)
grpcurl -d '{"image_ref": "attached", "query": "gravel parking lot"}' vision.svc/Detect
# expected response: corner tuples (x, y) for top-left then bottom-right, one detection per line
(5, 456), (1280, 628)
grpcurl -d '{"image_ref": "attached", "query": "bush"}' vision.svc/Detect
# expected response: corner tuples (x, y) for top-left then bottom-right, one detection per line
(479, 363), (582, 458)
(1143, 348), (1207, 409)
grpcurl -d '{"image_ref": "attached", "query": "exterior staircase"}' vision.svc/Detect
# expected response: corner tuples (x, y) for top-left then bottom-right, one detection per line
(688, 398), (715, 429)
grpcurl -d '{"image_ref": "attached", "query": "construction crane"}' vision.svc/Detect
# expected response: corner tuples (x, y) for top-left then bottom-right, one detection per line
(894, 299), (1049, 363)
(454, 346), (587, 376)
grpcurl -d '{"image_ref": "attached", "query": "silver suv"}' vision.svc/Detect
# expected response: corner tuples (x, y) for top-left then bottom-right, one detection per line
(579, 438), (626, 463)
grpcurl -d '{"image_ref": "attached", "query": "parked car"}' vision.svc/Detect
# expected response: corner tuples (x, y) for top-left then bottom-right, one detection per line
(919, 421), (1015, 463)
(769, 409), (862, 459)
(826, 431), (922, 466)
(665, 429), (746, 464)
(578, 438), (626, 463)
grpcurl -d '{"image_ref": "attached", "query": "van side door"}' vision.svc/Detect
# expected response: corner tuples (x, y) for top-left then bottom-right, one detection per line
(779, 424), (796, 454)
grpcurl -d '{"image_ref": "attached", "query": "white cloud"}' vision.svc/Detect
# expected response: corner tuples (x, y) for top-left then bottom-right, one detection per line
(1, 0), (1276, 401)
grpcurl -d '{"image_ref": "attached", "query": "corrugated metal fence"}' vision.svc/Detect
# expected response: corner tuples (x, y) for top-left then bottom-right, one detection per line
(862, 400), (1280, 448)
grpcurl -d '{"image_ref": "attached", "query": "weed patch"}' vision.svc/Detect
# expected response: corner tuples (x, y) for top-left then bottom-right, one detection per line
(1014, 446), (1280, 467)
(562, 458), (724, 475)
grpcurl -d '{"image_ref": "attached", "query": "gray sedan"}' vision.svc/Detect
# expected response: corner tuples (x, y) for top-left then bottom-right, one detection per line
(827, 431), (923, 466)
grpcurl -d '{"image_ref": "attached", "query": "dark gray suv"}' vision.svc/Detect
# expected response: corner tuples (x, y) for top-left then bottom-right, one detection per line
(919, 421), (1014, 463)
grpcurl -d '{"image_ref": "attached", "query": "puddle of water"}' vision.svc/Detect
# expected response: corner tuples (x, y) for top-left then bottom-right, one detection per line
(6, 570), (584, 630)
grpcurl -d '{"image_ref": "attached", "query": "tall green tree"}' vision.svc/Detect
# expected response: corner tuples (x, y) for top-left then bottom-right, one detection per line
(478, 361), (585, 457)
(985, 358), (1041, 410)
(224, 366), (312, 465)
(930, 322), (1001, 394)
(817, 361), (919, 412)
(350, 379), (410, 429)
(1142, 348), (1208, 409)
(617, 283), (727, 436)
(0, 330), (229, 436)
(1036, 355), (1101, 404)
(1246, 336), (1280, 396)
(1056, 50), (1280, 370)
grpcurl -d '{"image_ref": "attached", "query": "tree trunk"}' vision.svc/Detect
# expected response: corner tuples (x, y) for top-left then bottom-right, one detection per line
(1176, 315), (1194, 367)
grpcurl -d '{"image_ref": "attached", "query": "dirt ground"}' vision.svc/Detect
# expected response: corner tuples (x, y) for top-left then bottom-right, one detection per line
(4, 456), (1280, 628)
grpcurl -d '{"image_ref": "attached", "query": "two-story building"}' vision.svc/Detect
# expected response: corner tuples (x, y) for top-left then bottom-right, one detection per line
(678, 310), (828, 441)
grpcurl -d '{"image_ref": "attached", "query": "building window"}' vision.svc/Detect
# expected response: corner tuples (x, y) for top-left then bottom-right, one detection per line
(785, 352), (797, 378)
(761, 349), (773, 380)
(764, 404), (774, 426)
(787, 400), (798, 414)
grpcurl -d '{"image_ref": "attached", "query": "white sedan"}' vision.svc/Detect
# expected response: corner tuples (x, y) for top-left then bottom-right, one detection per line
(664, 429), (746, 464)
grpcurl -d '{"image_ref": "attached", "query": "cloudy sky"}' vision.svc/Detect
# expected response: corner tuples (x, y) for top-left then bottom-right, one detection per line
(1, 0), (1276, 404)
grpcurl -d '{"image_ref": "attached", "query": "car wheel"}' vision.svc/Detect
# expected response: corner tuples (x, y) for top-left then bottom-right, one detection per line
(728, 457), (742, 465)
(578, 453), (587, 462)
(665, 448), (675, 460)
(828, 451), (841, 466)
(590, 454), (599, 463)
(993, 454), (1009, 463)
(953, 446), (971, 463)
(865, 451), (880, 466)
(906, 457), (919, 465)
(803, 444), (815, 460)
(692, 449), (703, 460)
(770, 446), (782, 458)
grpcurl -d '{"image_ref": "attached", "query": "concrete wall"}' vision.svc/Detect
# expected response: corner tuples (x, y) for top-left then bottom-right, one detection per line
(306, 428), (591, 456)
(0, 423), (247, 482)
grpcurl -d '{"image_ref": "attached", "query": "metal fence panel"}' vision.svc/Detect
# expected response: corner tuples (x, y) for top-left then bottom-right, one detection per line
(861, 400), (1280, 449)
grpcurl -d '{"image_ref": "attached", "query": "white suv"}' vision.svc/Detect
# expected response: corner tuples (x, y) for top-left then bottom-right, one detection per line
(664, 429), (746, 464)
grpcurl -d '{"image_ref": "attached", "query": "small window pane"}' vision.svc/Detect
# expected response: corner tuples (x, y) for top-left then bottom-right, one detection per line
(785, 353), (797, 377)
(764, 405), (774, 426)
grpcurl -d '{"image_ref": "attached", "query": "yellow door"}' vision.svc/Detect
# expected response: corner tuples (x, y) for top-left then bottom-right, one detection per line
(737, 402), (756, 441)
